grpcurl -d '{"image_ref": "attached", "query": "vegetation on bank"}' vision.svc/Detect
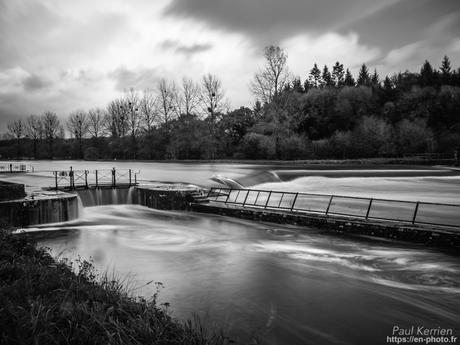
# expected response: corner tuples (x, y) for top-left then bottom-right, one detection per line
(0, 230), (233, 345)
(2, 49), (460, 161)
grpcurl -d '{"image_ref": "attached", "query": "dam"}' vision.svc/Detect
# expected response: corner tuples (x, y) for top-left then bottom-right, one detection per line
(2, 161), (460, 345)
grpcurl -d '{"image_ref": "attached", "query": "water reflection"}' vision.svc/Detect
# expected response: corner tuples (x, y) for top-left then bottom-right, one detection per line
(24, 205), (460, 345)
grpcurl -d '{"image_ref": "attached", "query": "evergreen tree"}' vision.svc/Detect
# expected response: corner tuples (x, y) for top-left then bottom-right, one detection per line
(419, 60), (436, 87)
(357, 64), (371, 86)
(440, 55), (452, 84)
(322, 65), (334, 87)
(309, 63), (322, 88)
(371, 69), (380, 86)
(332, 61), (345, 87)
(292, 77), (304, 93)
(344, 68), (355, 86)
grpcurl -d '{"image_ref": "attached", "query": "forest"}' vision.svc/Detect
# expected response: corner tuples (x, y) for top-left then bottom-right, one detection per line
(1, 47), (460, 160)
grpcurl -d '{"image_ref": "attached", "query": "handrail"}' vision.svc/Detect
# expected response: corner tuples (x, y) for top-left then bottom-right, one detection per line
(206, 187), (460, 229)
(52, 168), (139, 190)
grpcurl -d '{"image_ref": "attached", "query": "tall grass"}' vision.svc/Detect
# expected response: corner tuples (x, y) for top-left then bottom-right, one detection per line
(0, 230), (236, 344)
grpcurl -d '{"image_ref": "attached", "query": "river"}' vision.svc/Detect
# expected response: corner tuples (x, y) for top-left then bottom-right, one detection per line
(3, 160), (460, 345)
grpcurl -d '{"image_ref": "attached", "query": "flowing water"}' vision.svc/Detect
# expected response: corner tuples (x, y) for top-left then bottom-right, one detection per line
(4, 161), (460, 344)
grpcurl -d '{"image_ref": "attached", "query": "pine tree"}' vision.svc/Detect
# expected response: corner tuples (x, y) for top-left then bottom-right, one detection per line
(292, 77), (304, 93)
(309, 63), (322, 88)
(419, 60), (436, 87)
(332, 61), (345, 87)
(357, 64), (371, 86)
(344, 68), (355, 86)
(371, 69), (380, 86)
(322, 65), (333, 87)
(440, 55), (452, 85)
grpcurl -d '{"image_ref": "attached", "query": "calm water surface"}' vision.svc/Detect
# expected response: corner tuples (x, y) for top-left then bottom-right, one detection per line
(6, 161), (460, 344)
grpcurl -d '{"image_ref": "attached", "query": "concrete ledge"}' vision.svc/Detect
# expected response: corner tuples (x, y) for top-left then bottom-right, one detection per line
(136, 183), (201, 210)
(0, 180), (26, 201)
(191, 203), (460, 248)
(0, 191), (79, 227)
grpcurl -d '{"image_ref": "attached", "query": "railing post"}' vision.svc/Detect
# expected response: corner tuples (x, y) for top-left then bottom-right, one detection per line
(112, 167), (116, 187)
(95, 170), (98, 188)
(264, 191), (272, 209)
(54, 171), (58, 190)
(242, 190), (249, 207)
(277, 193), (284, 208)
(69, 166), (74, 189)
(254, 191), (260, 205)
(129, 169), (132, 187)
(365, 198), (373, 219)
(290, 193), (299, 211)
(412, 201), (420, 224)
(325, 195), (334, 215)
(206, 187), (213, 198)
(135, 172), (137, 185)
(85, 170), (88, 189)
(9, 163), (12, 173)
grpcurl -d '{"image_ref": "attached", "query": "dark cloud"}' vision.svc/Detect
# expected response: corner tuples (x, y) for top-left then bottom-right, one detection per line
(164, 0), (389, 45)
(160, 40), (213, 55)
(344, 0), (460, 52)
(109, 66), (163, 91)
(23, 74), (51, 91)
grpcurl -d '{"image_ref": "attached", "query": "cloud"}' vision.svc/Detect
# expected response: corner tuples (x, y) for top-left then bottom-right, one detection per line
(23, 74), (52, 92)
(345, 0), (460, 52)
(164, 0), (393, 46)
(160, 40), (213, 56)
(109, 66), (163, 91)
(377, 12), (460, 75)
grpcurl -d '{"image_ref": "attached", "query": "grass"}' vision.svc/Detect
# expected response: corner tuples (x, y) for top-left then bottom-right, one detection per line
(0, 229), (235, 345)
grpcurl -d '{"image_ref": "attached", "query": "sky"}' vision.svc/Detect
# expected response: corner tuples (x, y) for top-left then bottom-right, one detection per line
(0, 0), (459, 132)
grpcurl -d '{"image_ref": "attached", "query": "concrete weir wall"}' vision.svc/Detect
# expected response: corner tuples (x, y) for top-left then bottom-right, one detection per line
(0, 191), (79, 227)
(192, 203), (460, 248)
(135, 184), (199, 210)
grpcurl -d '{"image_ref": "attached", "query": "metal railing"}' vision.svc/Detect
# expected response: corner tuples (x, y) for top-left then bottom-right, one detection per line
(0, 163), (33, 173)
(53, 167), (139, 190)
(206, 187), (460, 229)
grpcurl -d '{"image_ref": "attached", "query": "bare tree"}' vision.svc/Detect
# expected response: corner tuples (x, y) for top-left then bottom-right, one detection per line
(250, 45), (290, 103)
(123, 88), (141, 158)
(201, 73), (227, 159)
(41, 111), (60, 158)
(157, 79), (178, 128)
(180, 77), (201, 116)
(140, 89), (158, 133)
(67, 110), (89, 159)
(7, 119), (24, 157)
(24, 114), (43, 159)
(107, 98), (128, 137)
(88, 108), (107, 139)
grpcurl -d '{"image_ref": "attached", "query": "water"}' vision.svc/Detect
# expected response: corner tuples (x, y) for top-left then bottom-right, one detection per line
(5, 161), (460, 344)
(27, 205), (460, 345)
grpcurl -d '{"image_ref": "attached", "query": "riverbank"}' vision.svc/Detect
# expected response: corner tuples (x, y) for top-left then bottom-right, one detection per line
(0, 229), (232, 345)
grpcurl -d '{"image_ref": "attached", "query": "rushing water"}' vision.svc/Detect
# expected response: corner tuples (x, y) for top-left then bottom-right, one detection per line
(4, 161), (460, 344)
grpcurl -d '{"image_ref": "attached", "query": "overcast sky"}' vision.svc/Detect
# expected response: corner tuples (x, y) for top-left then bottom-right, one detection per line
(1, 0), (459, 132)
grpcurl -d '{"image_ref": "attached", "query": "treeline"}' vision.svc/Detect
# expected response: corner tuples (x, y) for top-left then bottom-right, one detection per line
(1, 49), (460, 160)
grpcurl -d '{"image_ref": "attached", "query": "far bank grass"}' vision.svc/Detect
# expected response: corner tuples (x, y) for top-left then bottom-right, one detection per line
(0, 229), (234, 345)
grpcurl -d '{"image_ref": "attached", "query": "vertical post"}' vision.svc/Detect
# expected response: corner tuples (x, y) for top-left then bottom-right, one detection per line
(242, 190), (249, 207)
(9, 163), (12, 173)
(277, 193), (284, 208)
(264, 191), (272, 209)
(85, 170), (88, 189)
(95, 170), (98, 188)
(54, 172), (58, 190)
(365, 198), (373, 219)
(325, 195), (334, 215)
(112, 168), (116, 188)
(290, 193), (299, 211)
(129, 169), (132, 187)
(254, 191), (260, 206)
(412, 202), (420, 224)
(69, 166), (74, 189)
(206, 187), (213, 198)
(135, 172), (137, 185)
